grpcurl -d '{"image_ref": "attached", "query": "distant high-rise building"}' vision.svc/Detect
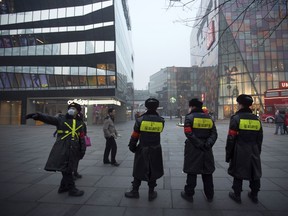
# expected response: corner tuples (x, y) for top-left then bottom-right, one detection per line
(0, 0), (134, 125)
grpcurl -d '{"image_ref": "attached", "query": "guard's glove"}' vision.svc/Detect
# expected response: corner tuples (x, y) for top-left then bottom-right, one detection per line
(128, 144), (137, 153)
(225, 157), (231, 163)
(25, 113), (40, 120)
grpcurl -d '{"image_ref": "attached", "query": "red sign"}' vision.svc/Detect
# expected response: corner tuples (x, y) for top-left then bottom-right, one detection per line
(280, 81), (288, 89)
(206, 20), (215, 50)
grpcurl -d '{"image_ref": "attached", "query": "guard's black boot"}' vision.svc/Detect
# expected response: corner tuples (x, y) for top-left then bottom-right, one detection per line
(68, 188), (84, 197)
(248, 192), (258, 203)
(73, 172), (82, 179)
(125, 189), (139, 199)
(58, 186), (69, 194)
(229, 191), (241, 203)
(181, 191), (193, 202)
(148, 188), (157, 201)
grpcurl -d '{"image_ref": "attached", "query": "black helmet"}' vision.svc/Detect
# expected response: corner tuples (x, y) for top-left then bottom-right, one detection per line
(145, 98), (159, 110)
(68, 102), (82, 112)
(188, 98), (203, 108)
(236, 94), (253, 107)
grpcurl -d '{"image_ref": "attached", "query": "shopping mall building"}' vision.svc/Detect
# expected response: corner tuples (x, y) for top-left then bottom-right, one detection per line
(190, 0), (288, 119)
(0, 0), (134, 125)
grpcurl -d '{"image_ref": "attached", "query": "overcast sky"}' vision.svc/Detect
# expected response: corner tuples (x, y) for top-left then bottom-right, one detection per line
(128, 0), (200, 90)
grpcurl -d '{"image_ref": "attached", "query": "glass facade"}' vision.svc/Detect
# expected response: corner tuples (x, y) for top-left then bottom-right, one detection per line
(0, 0), (134, 124)
(149, 67), (199, 117)
(190, 0), (288, 119)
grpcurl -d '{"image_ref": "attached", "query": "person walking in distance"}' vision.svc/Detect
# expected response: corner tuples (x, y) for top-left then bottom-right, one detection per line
(226, 94), (263, 204)
(181, 98), (218, 202)
(125, 98), (165, 201)
(26, 103), (86, 196)
(274, 110), (285, 135)
(103, 107), (120, 166)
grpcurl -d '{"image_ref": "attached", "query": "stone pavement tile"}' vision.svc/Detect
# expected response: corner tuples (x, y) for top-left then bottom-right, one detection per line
(170, 176), (186, 190)
(8, 184), (56, 201)
(0, 171), (22, 182)
(164, 209), (223, 216)
(111, 167), (133, 176)
(9, 173), (47, 184)
(221, 210), (266, 216)
(96, 176), (134, 188)
(206, 191), (266, 211)
(259, 191), (288, 211)
(0, 183), (30, 199)
(260, 178), (287, 190)
(213, 177), (233, 190)
(0, 200), (38, 216)
(25, 203), (80, 216)
(164, 160), (183, 168)
(262, 168), (288, 178)
(263, 161), (288, 169)
(120, 189), (172, 208)
(81, 166), (118, 176)
(86, 188), (125, 206)
(170, 168), (185, 177)
(39, 186), (96, 204)
(269, 178), (288, 190)
(74, 206), (125, 216)
(124, 207), (163, 216)
(96, 176), (164, 189)
(36, 172), (62, 185)
(73, 175), (102, 187)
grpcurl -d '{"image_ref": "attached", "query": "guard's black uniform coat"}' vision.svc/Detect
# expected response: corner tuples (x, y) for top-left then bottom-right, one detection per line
(183, 109), (218, 174)
(128, 111), (165, 181)
(226, 108), (263, 180)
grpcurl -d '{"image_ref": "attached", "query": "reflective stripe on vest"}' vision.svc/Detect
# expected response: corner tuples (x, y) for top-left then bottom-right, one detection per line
(59, 119), (83, 140)
(193, 118), (213, 129)
(239, 119), (261, 131)
(140, 120), (163, 132)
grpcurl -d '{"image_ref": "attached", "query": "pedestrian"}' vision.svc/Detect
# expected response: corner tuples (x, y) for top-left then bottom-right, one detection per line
(181, 98), (218, 202)
(284, 111), (288, 134)
(25, 102), (86, 196)
(274, 110), (285, 135)
(73, 112), (87, 180)
(125, 98), (165, 201)
(226, 94), (263, 204)
(103, 107), (120, 166)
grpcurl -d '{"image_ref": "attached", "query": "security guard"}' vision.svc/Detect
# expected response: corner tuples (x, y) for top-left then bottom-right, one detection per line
(26, 102), (86, 196)
(226, 94), (263, 204)
(125, 98), (165, 201)
(181, 98), (218, 202)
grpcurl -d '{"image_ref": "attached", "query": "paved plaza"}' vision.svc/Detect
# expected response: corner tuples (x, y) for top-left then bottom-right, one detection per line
(0, 119), (288, 216)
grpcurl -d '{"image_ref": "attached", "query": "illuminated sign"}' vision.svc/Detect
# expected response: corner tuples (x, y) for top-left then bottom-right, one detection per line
(280, 81), (288, 89)
(67, 99), (121, 106)
(206, 20), (215, 50)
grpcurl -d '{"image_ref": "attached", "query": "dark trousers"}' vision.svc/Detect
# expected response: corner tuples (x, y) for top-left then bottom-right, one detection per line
(103, 136), (117, 163)
(185, 174), (214, 199)
(132, 177), (157, 191)
(60, 171), (75, 190)
(232, 178), (260, 196)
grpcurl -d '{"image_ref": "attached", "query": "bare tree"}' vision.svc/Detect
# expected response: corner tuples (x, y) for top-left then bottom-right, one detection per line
(166, 0), (287, 58)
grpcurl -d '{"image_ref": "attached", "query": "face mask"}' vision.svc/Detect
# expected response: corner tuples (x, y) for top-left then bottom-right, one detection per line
(68, 108), (76, 116)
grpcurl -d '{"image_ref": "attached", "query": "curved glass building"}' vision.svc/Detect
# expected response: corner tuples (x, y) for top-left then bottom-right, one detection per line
(0, 0), (134, 125)
(190, 0), (288, 119)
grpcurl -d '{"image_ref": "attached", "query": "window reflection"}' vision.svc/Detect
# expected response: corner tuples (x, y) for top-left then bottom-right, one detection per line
(87, 76), (97, 86)
(97, 76), (106, 86)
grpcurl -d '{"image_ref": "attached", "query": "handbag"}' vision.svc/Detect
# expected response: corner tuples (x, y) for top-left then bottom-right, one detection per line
(84, 136), (91, 147)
